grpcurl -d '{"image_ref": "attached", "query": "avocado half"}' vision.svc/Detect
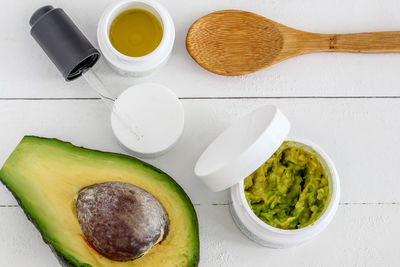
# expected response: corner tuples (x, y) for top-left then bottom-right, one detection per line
(0, 136), (199, 267)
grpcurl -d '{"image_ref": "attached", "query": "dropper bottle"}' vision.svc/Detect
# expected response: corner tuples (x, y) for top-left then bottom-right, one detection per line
(29, 6), (184, 157)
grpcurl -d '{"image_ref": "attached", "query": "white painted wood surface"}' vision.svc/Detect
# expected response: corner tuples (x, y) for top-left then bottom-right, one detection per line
(0, 0), (399, 266)
(3, 0), (400, 98)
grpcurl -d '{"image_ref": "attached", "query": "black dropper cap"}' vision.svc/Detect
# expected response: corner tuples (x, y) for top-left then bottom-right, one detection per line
(29, 5), (100, 81)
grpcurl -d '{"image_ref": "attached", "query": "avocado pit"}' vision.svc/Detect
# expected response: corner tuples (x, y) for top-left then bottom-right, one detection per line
(75, 182), (169, 261)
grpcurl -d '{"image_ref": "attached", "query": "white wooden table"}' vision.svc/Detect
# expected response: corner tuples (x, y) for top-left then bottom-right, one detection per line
(1, 0), (399, 266)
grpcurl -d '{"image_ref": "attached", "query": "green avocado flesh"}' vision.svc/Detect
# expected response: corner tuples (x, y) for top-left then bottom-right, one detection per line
(244, 141), (330, 230)
(0, 136), (199, 267)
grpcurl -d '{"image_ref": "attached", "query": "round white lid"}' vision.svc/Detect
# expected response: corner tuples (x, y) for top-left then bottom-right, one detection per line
(194, 105), (290, 192)
(111, 83), (184, 158)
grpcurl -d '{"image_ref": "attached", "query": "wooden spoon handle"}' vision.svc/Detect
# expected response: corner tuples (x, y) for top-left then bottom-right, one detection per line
(307, 31), (400, 53)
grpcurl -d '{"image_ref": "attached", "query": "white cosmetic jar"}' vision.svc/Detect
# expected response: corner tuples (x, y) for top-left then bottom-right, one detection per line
(97, 0), (175, 76)
(195, 105), (340, 248)
(230, 139), (340, 248)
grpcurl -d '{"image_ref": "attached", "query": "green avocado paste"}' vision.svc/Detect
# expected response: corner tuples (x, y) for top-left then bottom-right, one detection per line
(244, 141), (330, 230)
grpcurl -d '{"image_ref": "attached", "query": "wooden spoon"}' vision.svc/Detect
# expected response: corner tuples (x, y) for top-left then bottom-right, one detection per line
(186, 10), (400, 76)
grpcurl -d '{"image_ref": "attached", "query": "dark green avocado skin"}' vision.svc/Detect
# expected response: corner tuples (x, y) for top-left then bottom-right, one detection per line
(0, 136), (199, 267)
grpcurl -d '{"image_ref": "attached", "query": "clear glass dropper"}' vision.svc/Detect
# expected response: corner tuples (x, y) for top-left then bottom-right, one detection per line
(82, 69), (143, 140)
(28, 6), (143, 141)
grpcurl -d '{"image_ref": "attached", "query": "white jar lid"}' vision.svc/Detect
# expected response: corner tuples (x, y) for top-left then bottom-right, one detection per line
(111, 83), (184, 158)
(194, 105), (290, 192)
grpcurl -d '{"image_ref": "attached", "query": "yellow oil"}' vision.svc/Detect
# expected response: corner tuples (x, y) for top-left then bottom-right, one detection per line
(109, 9), (163, 57)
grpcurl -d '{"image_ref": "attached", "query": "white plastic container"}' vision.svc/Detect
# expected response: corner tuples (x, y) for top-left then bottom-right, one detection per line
(194, 105), (340, 248)
(111, 83), (184, 158)
(97, 0), (175, 76)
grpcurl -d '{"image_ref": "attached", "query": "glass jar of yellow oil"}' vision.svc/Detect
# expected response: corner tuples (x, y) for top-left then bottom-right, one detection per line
(109, 9), (163, 57)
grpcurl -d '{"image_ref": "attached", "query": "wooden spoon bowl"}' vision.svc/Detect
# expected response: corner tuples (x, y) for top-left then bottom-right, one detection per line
(186, 10), (400, 76)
